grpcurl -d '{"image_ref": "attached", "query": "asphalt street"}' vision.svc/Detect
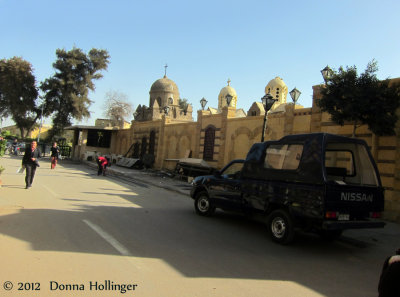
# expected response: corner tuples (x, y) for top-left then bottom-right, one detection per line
(0, 154), (399, 297)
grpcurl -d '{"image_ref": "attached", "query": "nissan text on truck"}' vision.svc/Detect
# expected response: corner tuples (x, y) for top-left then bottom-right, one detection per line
(190, 133), (385, 244)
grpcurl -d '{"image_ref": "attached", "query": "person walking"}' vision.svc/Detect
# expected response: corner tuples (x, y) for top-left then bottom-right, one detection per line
(12, 138), (18, 155)
(22, 140), (41, 189)
(96, 155), (109, 176)
(378, 248), (400, 297)
(50, 142), (60, 169)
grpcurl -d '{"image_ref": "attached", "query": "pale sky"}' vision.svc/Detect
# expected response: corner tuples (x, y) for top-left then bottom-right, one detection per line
(1, 0), (400, 127)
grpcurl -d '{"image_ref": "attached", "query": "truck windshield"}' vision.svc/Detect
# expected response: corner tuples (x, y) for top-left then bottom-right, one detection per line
(325, 142), (379, 186)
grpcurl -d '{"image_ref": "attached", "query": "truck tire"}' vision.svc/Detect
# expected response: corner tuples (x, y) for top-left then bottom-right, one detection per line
(267, 209), (295, 244)
(194, 191), (215, 216)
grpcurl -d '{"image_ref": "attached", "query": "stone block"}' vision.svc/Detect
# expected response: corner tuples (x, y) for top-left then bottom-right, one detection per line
(381, 177), (395, 188)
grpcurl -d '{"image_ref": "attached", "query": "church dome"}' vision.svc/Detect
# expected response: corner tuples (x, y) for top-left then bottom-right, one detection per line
(265, 76), (287, 93)
(150, 76), (179, 93)
(149, 75), (180, 108)
(218, 85), (237, 99)
(265, 76), (288, 105)
(218, 79), (237, 109)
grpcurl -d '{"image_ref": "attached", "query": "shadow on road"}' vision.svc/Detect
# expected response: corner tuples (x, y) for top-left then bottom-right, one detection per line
(0, 200), (388, 297)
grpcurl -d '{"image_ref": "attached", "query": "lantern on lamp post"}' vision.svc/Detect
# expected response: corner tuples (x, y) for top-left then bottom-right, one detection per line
(225, 94), (233, 107)
(261, 93), (277, 142)
(200, 97), (207, 110)
(164, 105), (170, 116)
(321, 65), (333, 83)
(289, 87), (301, 105)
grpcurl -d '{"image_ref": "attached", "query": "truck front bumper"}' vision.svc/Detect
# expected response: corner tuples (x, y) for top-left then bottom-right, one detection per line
(322, 220), (386, 230)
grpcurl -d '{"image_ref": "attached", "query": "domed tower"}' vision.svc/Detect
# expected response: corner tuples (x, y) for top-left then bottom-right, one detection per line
(265, 77), (288, 105)
(218, 79), (237, 110)
(137, 68), (192, 122)
(149, 75), (180, 110)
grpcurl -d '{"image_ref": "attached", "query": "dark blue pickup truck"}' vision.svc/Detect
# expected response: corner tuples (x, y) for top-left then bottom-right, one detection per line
(190, 133), (385, 244)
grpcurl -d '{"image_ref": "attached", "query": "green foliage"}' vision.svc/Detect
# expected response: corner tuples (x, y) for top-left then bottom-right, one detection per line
(0, 165), (4, 174)
(178, 98), (188, 108)
(41, 47), (110, 138)
(178, 98), (189, 111)
(1, 130), (11, 138)
(317, 60), (400, 136)
(0, 57), (39, 137)
(0, 139), (6, 157)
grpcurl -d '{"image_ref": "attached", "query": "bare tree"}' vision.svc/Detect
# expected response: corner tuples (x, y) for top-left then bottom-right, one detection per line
(103, 90), (133, 127)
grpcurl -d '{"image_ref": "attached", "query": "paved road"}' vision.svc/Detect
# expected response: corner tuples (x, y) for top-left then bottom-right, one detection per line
(0, 155), (399, 297)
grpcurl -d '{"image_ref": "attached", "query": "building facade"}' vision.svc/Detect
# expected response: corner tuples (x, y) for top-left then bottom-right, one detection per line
(69, 75), (400, 222)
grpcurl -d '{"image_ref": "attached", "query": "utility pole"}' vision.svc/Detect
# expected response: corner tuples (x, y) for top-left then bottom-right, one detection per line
(37, 104), (44, 143)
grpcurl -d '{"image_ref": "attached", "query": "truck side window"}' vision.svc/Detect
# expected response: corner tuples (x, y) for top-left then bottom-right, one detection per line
(264, 144), (303, 170)
(222, 162), (244, 179)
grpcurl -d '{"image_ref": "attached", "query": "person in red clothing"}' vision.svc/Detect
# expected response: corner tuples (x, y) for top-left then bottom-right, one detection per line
(96, 156), (109, 176)
(50, 142), (60, 169)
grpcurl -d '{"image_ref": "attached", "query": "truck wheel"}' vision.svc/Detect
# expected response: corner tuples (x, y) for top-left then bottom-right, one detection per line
(268, 209), (295, 244)
(194, 192), (215, 216)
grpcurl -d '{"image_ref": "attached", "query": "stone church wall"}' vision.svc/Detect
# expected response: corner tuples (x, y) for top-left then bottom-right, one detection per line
(93, 82), (400, 222)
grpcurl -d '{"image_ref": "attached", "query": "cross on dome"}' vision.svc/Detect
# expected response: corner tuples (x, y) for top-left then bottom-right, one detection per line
(164, 64), (168, 77)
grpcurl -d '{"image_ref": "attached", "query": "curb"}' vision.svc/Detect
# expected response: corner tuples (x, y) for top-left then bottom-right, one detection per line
(82, 161), (191, 196)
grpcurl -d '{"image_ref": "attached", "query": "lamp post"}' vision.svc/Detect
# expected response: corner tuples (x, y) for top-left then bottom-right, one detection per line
(200, 97), (207, 110)
(321, 65), (333, 83)
(261, 93), (277, 142)
(225, 94), (233, 107)
(164, 105), (170, 116)
(289, 87), (301, 105)
(37, 101), (44, 143)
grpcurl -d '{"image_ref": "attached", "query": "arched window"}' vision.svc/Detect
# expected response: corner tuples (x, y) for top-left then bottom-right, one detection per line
(141, 137), (147, 157)
(149, 131), (156, 155)
(203, 126), (216, 161)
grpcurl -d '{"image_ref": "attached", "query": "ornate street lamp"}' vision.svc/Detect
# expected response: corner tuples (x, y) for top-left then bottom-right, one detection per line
(200, 97), (207, 110)
(164, 105), (170, 116)
(289, 87), (301, 105)
(321, 65), (333, 83)
(261, 93), (277, 142)
(225, 94), (233, 106)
